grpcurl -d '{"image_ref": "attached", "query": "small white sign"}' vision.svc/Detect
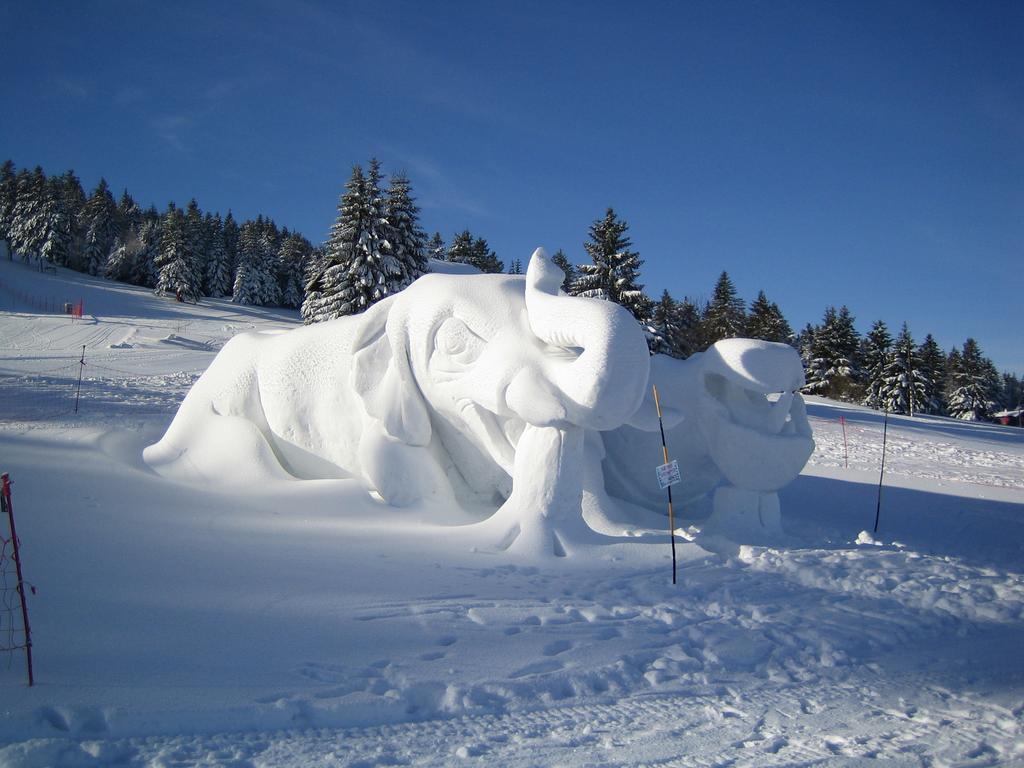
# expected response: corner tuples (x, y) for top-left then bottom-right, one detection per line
(656, 459), (681, 490)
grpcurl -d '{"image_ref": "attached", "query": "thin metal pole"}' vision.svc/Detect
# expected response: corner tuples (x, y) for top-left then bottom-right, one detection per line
(74, 345), (85, 414)
(653, 385), (677, 585)
(840, 416), (849, 469)
(873, 410), (889, 533)
(2, 473), (34, 687)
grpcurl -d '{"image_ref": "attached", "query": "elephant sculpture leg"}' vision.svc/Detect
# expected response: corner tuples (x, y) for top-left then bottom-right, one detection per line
(473, 424), (603, 557)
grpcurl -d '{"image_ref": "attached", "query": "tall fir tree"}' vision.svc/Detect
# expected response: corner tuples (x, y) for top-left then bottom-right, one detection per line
(507, 258), (523, 275)
(446, 230), (502, 272)
(257, 217), (281, 305)
(859, 320), (893, 410)
(881, 323), (928, 415)
(303, 162), (402, 321)
(648, 289), (687, 357)
(550, 249), (575, 293)
(302, 166), (367, 322)
(803, 306), (861, 400)
(154, 203), (202, 302)
(80, 178), (121, 275)
(469, 236), (503, 273)
(946, 338), (999, 421)
(0, 160), (17, 248)
(232, 217), (276, 305)
(573, 207), (650, 323)
(36, 175), (73, 268)
(701, 271), (746, 347)
(674, 298), (704, 359)
(132, 211), (162, 287)
(118, 189), (141, 236)
(385, 171), (427, 289)
(277, 232), (312, 309)
(56, 171), (86, 267)
(183, 199), (208, 297)
(9, 166), (47, 261)
(222, 211), (240, 280)
(446, 229), (474, 265)
(1000, 373), (1023, 411)
(745, 290), (793, 344)
(203, 213), (233, 298)
(426, 231), (446, 262)
(917, 334), (948, 415)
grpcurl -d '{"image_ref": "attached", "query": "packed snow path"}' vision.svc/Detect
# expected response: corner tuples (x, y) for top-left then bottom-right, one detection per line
(1, 259), (1022, 767)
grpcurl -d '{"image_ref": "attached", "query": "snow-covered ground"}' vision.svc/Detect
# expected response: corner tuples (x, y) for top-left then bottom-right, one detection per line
(1, 258), (1022, 767)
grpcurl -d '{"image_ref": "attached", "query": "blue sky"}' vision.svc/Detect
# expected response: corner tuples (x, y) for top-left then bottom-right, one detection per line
(2, 0), (1021, 375)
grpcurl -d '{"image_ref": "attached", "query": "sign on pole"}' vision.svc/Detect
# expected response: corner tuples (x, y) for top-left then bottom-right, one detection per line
(652, 385), (678, 585)
(656, 459), (681, 490)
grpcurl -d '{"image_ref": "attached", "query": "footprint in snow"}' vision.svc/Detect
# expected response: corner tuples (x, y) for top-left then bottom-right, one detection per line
(543, 640), (573, 656)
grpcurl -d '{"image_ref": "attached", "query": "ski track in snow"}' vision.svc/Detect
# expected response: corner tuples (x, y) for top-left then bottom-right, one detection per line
(1, 260), (1023, 767)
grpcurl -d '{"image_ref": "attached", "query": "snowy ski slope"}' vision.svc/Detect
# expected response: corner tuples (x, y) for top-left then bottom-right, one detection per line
(1, 258), (1022, 767)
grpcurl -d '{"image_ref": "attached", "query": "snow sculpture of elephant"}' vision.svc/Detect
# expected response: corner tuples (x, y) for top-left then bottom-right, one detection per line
(600, 340), (815, 538)
(144, 248), (651, 555)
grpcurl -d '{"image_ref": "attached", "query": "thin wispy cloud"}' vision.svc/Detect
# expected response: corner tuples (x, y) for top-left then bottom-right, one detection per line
(385, 148), (493, 220)
(152, 115), (193, 154)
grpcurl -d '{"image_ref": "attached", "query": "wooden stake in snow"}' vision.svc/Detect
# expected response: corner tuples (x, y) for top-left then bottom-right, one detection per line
(874, 410), (889, 534)
(652, 385), (678, 585)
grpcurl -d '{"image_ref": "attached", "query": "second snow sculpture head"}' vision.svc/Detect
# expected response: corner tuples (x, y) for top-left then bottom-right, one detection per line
(145, 248), (651, 540)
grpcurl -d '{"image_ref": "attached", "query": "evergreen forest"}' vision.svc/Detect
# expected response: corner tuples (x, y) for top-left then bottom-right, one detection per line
(1, 157), (1019, 423)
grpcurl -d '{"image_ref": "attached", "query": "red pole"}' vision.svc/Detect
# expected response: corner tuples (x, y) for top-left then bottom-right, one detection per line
(1, 473), (34, 687)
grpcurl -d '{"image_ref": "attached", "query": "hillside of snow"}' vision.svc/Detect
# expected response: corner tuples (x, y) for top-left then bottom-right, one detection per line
(1, 258), (1022, 767)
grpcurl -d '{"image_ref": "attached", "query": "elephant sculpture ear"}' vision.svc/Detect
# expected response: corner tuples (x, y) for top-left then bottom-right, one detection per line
(351, 299), (432, 447)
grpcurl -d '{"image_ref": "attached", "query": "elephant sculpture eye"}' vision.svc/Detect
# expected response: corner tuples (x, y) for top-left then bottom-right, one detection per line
(433, 317), (486, 369)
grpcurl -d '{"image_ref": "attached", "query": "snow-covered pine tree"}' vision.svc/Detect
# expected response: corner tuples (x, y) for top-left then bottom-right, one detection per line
(277, 232), (312, 309)
(133, 208), (162, 287)
(469, 237), (503, 273)
(223, 211), (240, 278)
(648, 289), (686, 357)
(155, 204), (202, 302)
(104, 233), (144, 283)
(803, 306), (861, 400)
(881, 322), (927, 415)
(550, 249), (575, 292)
(118, 189), (141, 239)
(303, 163), (391, 322)
(1001, 373), (1023, 412)
(203, 213), (233, 297)
(9, 166), (47, 261)
(946, 338), (999, 421)
(183, 199), (208, 297)
(385, 172), (427, 289)
(232, 218), (267, 305)
(257, 217), (281, 306)
(701, 271), (746, 346)
(446, 230), (474, 265)
(56, 171), (86, 267)
(674, 297), (703, 359)
(37, 175), (73, 268)
(916, 334), (947, 414)
(80, 178), (122, 275)
(426, 232), (446, 263)
(0, 160), (16, 248)
(745, 290), (793, 344)
(859, 320), (892, 410)
(573, 207), (651, 323)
